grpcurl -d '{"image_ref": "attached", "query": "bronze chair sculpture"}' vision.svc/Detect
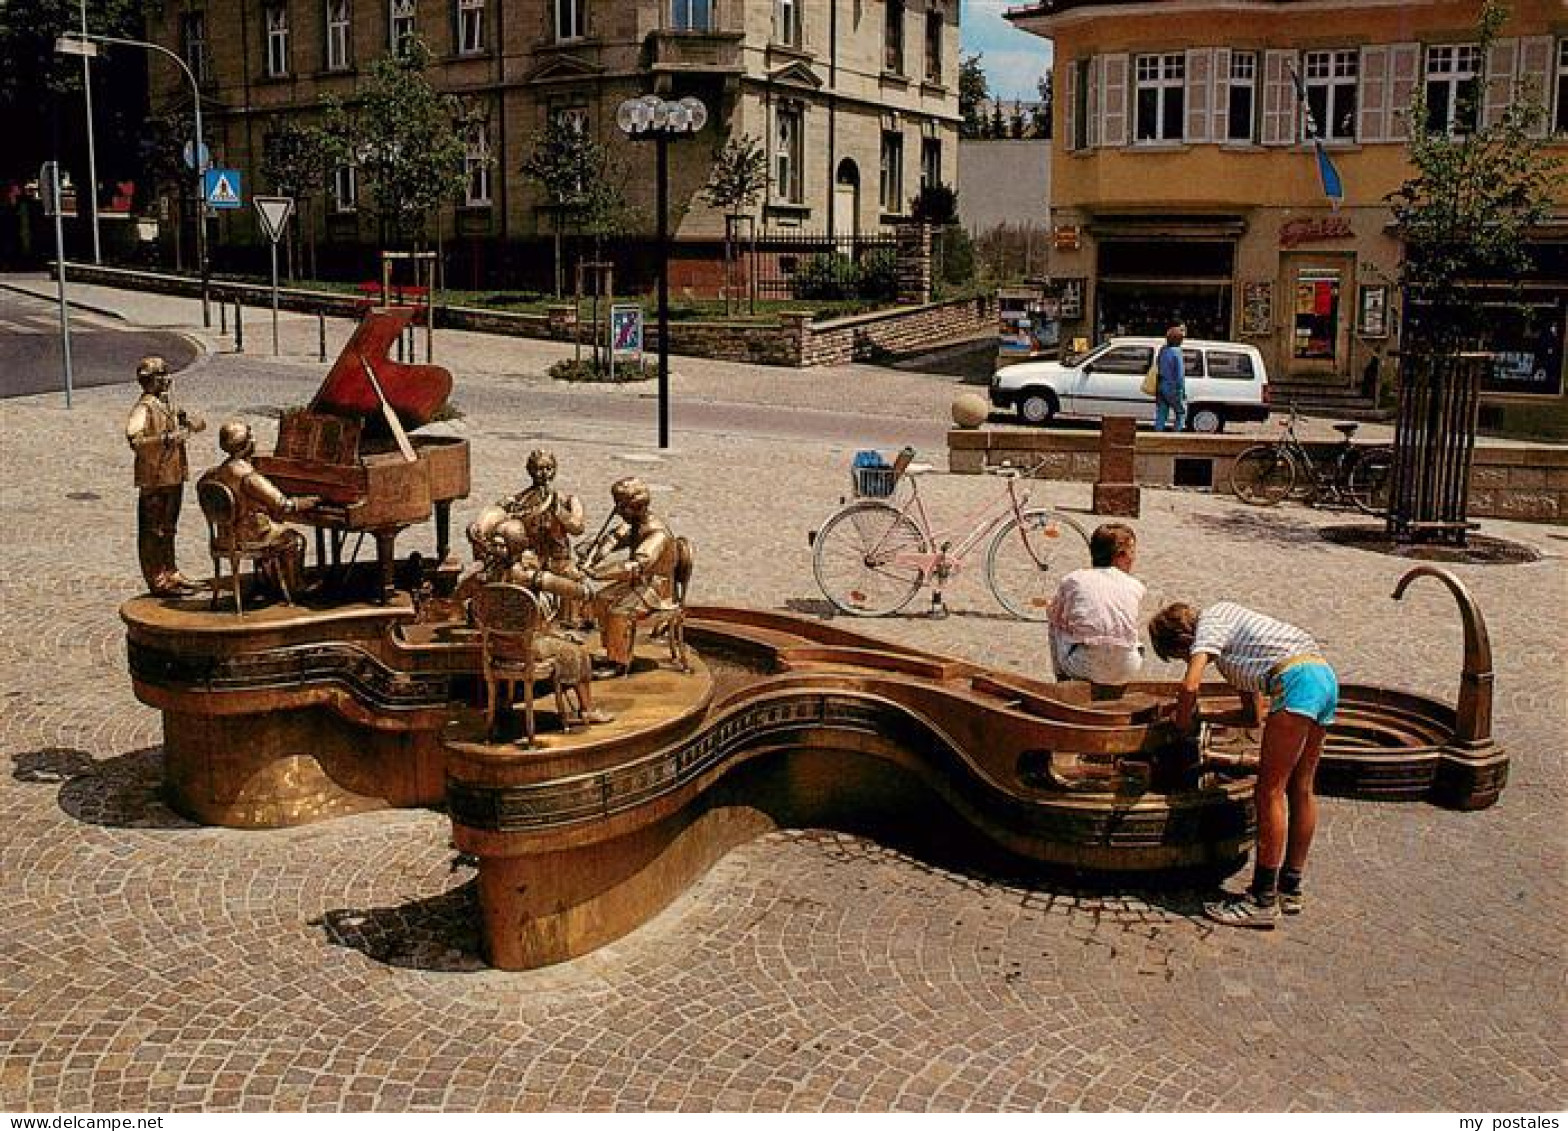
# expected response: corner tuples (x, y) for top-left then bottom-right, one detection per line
(472, 582), (572, 748)
(198, 479), (294, 616)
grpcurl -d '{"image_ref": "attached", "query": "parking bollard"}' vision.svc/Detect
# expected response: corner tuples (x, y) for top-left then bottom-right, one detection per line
(234, 302), (244, 353)
(318, 313), (327, 362)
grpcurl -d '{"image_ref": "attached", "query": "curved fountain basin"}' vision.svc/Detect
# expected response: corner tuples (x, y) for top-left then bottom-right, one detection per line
(123, 594), (1505, 968)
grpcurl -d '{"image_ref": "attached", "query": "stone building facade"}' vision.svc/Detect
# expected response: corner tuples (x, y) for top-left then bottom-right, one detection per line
(1008, 0), (1568, 437)
(146, 0), (961, 287)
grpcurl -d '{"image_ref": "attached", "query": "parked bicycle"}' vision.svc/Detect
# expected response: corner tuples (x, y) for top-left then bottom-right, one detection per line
(810, 447), (1091, 620)
(1230, 406), (1394, 515)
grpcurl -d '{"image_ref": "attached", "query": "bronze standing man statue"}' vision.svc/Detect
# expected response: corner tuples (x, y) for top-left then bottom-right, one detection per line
(125, 356), (205, 596)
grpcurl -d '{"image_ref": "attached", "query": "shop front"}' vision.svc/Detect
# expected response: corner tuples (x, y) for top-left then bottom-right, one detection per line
(1088, 218), (1243, 342)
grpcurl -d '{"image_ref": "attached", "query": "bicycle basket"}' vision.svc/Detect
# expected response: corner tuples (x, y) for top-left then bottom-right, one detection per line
(852, 465), (898, 498)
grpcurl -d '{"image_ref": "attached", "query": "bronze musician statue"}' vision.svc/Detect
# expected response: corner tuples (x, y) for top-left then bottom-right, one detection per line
(125, 356), (205, 596)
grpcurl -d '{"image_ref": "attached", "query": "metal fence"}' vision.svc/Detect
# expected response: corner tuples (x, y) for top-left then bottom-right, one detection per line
(743, 231), (900, 302)
(1386, 351), (1488, 546)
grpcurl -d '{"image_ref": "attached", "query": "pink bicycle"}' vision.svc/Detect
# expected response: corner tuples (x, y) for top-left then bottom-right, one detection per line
(810, 448), (1090, 620)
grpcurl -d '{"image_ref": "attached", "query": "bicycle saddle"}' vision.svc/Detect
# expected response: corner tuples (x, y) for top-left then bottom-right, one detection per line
(1332, 422), (1360, 438)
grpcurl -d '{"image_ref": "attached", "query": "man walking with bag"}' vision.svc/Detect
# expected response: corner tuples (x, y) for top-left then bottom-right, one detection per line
(1154, 324), (1186, 432)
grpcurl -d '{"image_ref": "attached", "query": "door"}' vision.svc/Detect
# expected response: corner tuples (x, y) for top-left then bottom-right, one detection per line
(1072, 342), (1155, 417)
(1282, 255), (1354, 385)
(833, 159), (860, 238)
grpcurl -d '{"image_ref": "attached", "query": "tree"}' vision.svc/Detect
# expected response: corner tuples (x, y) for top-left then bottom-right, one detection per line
(260, 119), (330, 280)
(1010, 101), (1026, 140)
(1382, 0), (1564, 543)
(521, 116), (630, 298)
(1387, 0), (1563, 352)
(959, 54), (989, 139)
(700, 134), (768, 313)
(1034, 69), (1054, 139)
(910, 182), (959, 225)
(990, 99), (1006, 141)
(0, 0), (147, 191)
(318, 39), (468, 254)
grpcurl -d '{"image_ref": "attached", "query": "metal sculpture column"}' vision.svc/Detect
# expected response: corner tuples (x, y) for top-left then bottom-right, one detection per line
(1386, 351), (1488, 546)
(616, 94), (708, 450)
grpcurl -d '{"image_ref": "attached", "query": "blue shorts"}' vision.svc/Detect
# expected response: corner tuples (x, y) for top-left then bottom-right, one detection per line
(1269, 660), (1339, 727)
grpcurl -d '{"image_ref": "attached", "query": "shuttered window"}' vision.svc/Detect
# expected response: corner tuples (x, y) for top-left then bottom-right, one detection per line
(1134, 53), (1185, 142)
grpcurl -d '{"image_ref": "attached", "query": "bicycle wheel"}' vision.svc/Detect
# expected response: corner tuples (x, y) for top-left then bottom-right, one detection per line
(1230, 445), (1296, 506)
(985, 509), (1091, 622)
(1346, 446), (1395, 517)
(812, 501), (929, 617)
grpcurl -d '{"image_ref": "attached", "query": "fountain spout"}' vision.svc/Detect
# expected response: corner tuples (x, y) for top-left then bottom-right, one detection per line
(1391, 566), (1493, 745)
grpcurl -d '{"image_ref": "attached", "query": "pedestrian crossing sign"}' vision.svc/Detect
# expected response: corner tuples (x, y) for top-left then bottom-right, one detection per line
(204, 169), (243, 209)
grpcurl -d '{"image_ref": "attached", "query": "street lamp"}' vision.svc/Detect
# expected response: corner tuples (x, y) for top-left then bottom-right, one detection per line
(56, 31), (211, 327)
(616, 94), (707, 449)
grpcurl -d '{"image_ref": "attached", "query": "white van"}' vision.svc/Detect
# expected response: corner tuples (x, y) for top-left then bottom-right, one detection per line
(988, 337), (1271, 433)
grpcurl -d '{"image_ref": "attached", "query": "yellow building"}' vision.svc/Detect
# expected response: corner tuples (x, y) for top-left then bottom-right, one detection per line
(1009, 0), (1568, 437)
(143, 0), (959, 284)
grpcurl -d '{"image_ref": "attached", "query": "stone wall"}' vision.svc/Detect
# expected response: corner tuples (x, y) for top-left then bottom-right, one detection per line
(802, 295), (998, 366)
(948, 427), (1568, 525)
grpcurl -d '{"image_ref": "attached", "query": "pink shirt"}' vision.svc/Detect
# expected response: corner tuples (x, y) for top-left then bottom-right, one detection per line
(1048, 566), (1146, 649)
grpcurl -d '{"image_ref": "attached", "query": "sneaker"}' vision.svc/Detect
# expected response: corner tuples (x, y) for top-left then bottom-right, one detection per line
(1279, 890), (1304, 916)
(1203, 890), (1280, 930)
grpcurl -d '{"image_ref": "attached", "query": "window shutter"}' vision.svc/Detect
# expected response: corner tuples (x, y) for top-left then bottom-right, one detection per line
(1100, 53), (1128, 147)
(1387, 42), (1420, 139)
(1211, 47), (1231, 141)
(1063, 59), (1078, 151)
(1185, 48), (1212, 142)
(1085, 53), (1101, 148)
(1358, 44), (1389, 142)
(1516, 35), (1554, 137)
(1483, 38), (1519, 127)
(1261, 49), (1296, 145)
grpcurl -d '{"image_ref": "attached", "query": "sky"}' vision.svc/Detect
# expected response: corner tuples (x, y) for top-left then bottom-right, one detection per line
(961, 0), (1055, 101)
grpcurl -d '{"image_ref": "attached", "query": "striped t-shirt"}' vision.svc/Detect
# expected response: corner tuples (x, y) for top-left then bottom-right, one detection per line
(1191, 601), (1320, 691)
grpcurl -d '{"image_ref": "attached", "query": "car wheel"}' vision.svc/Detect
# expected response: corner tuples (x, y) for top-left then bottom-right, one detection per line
(1018, 390), (1058, 425)
(1189, 406), (1225, 434)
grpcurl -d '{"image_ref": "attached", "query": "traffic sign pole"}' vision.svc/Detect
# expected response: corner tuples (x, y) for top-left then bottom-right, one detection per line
(270, 240), (280, 356)
(253, 197), (294, 358)
(42, 163), (75, 408)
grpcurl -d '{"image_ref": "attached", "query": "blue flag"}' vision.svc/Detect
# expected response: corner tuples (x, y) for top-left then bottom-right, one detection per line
(1289, 64), (1345, 209)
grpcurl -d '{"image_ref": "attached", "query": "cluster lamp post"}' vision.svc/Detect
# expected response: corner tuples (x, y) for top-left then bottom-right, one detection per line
(616, 94), (707, 449)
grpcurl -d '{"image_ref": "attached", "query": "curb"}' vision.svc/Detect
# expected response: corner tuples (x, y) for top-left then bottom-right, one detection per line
(0, 279), (131, 323)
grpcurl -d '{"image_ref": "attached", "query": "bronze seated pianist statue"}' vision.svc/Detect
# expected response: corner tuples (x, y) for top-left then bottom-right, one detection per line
(197, 421), (320, 609)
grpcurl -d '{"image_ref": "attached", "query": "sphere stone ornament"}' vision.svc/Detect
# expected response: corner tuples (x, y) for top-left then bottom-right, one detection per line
(951, 391), (989, 429)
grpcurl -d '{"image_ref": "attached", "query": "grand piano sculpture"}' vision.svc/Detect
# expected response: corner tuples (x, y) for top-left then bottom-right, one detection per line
(256, 307), (470, 599)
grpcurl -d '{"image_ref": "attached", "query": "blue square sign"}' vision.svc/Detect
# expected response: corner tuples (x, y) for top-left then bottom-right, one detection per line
(204, 168), (243, 209)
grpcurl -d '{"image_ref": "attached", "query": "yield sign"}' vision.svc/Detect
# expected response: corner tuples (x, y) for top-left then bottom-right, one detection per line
(254, 195), (295, 243)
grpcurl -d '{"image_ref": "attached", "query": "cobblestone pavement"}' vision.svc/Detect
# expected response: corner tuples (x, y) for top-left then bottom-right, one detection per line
(1, 278), (1564, 1112)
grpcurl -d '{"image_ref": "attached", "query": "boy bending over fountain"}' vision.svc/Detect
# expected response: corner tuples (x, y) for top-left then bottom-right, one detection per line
(1148, 601), (1339, 929)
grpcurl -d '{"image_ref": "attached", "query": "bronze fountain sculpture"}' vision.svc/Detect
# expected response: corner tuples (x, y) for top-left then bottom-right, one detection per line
(119, 307), (1509, 970)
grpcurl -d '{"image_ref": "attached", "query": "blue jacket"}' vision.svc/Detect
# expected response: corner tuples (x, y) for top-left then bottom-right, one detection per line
(1157, 344), (1185, 399)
